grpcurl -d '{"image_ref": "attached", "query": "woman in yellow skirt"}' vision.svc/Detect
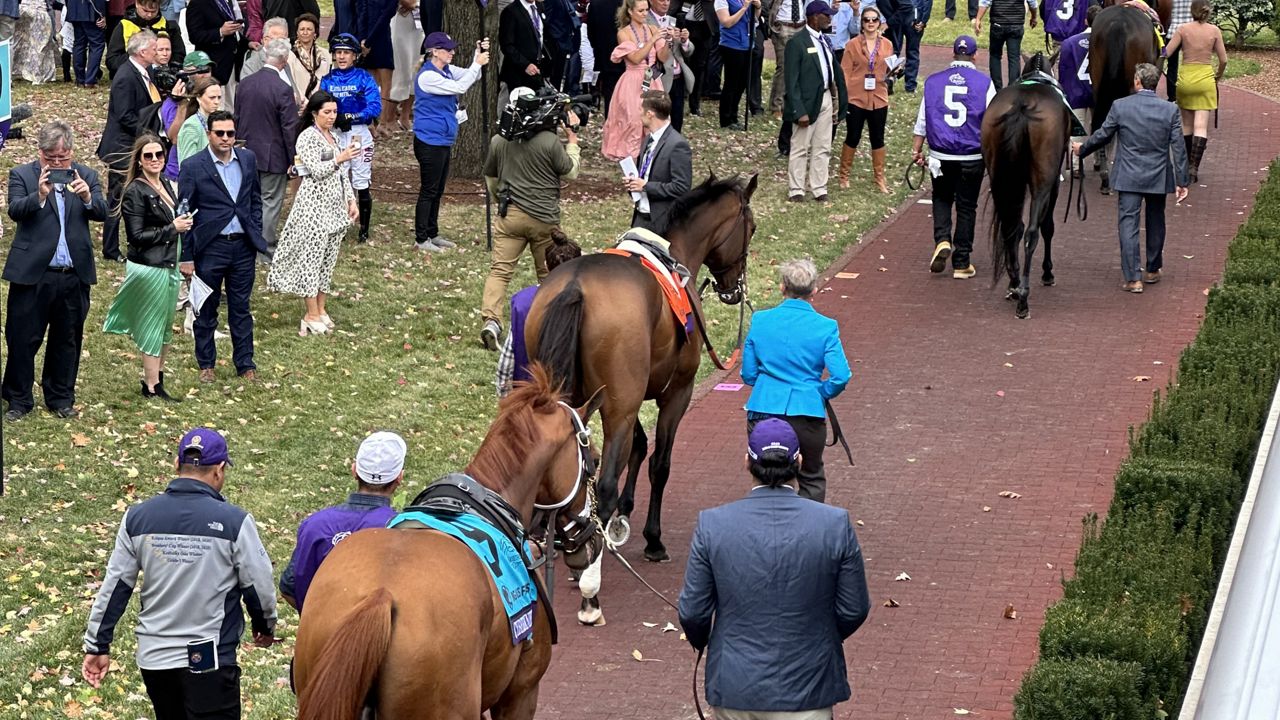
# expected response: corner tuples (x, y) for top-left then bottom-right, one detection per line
(1164, 0), (1228, 183)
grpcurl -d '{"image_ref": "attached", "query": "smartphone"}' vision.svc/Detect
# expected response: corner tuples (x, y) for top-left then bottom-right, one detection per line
(47, 169), (75, 185)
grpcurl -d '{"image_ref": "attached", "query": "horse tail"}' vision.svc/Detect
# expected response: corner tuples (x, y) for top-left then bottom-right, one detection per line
(988, 97), (1033, 283)
(297, 588), (394, 720)
(532, 278), (585, 396)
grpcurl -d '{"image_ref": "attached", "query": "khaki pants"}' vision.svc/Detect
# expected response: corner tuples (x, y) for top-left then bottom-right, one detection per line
(713, 707), (834, 720)
(481, 205), (555, 325)
(788, 92), (834, 199)
(769, 23), (802, 114)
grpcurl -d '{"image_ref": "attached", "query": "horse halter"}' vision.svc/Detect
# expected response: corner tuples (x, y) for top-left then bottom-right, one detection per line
(703, 203), (752, 305)
(531, 402), (601, 562)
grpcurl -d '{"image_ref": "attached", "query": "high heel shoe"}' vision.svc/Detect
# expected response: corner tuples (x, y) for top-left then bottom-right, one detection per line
(299, 318), (330, 336)
(319, 313), (335, 329)
(141, 373), (183, 403)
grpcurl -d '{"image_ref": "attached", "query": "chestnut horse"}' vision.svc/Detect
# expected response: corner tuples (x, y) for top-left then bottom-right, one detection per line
(1090, 3), (1163, 192)
(983, 53), (1073, 319)
(292, 366), (605, 720)
(525, 173), (758, 625)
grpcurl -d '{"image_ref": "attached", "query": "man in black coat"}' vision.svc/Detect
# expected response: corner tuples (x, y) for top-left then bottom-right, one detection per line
(186, 0), (249, 85)
(234, 37), (299, 259)
(104, 0), (187, 77)
(96, 28), (160, 262)
(625, 91), (692, 234)
(500, 0), (548, 95)
(586, 0), (622, 112)
(4, 121), (108, 421)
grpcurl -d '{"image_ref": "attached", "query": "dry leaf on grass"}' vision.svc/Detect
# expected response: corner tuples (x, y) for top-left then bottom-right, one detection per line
(71, 433), (90, 447)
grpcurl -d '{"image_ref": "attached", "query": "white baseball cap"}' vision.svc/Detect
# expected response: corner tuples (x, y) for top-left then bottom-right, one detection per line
(355, 431), (407, 485)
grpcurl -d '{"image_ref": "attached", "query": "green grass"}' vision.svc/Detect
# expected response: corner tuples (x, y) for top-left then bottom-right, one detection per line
(0, 73), (928, 718)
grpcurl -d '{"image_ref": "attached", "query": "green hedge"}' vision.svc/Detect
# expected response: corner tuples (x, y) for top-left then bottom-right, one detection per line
(1014, 161), (1280, 719)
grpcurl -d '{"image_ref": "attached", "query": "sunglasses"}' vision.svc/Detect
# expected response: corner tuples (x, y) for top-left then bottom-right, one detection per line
(211, 129), (236, 138)
(141, 151), (165, 160)
(863, 17), (880, 23)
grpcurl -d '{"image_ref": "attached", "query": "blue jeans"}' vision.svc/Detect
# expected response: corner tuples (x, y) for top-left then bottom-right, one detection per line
(903, 23), (923, 91)
(193, 236), (258, 374)
(71, 20), (104, 85)
(989, 22), (1025, 90)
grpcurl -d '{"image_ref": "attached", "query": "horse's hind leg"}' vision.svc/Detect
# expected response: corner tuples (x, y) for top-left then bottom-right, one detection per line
(617, 422), (647, 520)
(642, 380), (695, 563)
(1004, 219), (1025, 300)
(1042, 178), (1061, 286)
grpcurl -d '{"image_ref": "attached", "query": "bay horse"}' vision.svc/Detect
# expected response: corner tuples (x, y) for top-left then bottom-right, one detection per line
(1090, 3), (1163, 192)
(525, 173), (758, 625)
(982, 53), (1073, 319)
(292, 365), (605, 720)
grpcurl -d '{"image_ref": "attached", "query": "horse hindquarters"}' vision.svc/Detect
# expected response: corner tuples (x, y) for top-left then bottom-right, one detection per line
(296, 588), (393, 720)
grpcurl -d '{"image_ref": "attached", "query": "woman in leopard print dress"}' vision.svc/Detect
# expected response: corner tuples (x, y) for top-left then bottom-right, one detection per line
(268, 91), (360, 336)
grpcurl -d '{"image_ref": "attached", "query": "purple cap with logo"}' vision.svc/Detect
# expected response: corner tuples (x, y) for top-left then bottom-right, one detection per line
(424, 31), (458, 51)
(748, 419), (801, 462)
(177, 427), (233, 466)
(805, 0), (836, 16)
(953, 35), (978, 56)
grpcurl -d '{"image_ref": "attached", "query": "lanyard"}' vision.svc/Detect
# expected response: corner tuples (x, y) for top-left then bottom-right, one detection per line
(866, 35), (879, 70)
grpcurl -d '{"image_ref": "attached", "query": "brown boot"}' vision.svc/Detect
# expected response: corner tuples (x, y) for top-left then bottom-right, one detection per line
(838, 145), (855, 189)
(872, 147), (890, 194)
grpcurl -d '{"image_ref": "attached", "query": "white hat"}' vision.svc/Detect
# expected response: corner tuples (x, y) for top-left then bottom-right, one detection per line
(355, 431), (407, 485)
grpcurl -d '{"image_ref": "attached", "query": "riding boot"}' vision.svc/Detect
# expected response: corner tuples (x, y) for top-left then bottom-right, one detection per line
(1188, 136), (1207, 184)
(1183, 135), (1193, 172)
(838, 145), (855, 189)
(871, 147), (890, 194)
(357, 189), (372, 243)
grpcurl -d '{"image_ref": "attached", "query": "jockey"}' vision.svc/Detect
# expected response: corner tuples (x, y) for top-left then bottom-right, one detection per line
(321, 33), (382, 244)
(911, 35), (995, 280)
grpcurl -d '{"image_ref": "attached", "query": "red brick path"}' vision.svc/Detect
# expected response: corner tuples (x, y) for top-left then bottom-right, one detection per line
(536, 46), (1280, 720)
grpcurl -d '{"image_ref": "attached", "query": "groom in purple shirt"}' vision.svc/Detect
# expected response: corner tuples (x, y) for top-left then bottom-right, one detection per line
(279, 431), (404, 611)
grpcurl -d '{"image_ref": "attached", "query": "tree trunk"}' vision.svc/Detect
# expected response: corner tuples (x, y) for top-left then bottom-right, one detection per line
(448, 1), (503, 178)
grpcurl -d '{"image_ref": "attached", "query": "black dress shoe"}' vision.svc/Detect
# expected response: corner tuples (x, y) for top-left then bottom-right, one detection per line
(4, 407), (30, 421)
(51, 406), (79, 419)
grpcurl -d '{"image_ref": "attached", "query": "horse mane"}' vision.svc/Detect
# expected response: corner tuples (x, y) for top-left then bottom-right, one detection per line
(665, 174), (744, 234)
(465, 364), (564, 492)
(1022, 52), (1048, 77)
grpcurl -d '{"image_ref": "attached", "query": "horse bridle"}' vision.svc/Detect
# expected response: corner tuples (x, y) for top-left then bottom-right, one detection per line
(702, 202), (752, 304)
(531, 402), (600, 559)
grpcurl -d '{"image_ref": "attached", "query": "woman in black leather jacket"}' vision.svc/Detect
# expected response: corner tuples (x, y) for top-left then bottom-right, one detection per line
(102, 133), (194, 401)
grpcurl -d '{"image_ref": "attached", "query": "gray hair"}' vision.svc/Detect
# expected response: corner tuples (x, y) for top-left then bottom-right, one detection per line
(127, 29), (157, 57)
(264, 17), (288, 35)
(264, 37), (292, 64)
(37, 120), (74, 152)
(1134, 63), (1160, 90)
(779, 258), (819, 298)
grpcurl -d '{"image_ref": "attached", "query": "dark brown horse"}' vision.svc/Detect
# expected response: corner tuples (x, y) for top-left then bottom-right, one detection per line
(292, 366), (604, 720)
(983, 53), (1073, 319)
(525, 173), (758, 625)
(1090, 3), (1163, 192)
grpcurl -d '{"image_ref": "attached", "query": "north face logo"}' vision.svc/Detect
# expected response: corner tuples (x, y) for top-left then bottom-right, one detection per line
(208, 521), (224, 532)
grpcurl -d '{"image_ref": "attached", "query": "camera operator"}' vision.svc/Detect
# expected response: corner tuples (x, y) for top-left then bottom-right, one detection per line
(479, 87), (581, 352)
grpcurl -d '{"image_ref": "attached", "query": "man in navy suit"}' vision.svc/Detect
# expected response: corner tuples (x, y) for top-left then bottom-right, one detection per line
(679, 419), (871, 719)
(178, 111), (268, 384)
(4, 121), (108, 421)
(500, 0), (547, 95)
(1075, 62), (1190, 293)
(234, 37), (300, 260)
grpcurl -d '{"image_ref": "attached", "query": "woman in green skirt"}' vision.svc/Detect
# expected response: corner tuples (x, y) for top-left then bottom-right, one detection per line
(103, 134), (194, 401)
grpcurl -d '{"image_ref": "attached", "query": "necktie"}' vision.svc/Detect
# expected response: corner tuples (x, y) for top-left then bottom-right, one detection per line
(530, 4), (542, 39)
(822, 35), (834, 86)
(791, 0), (800, 22)
(639, 135), (655, 177)
(147, 79), (161, 103)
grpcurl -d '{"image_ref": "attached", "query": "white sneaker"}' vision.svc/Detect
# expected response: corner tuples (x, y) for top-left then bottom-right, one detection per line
(430, 236), (457, 249)
(415, 240), (443, 253)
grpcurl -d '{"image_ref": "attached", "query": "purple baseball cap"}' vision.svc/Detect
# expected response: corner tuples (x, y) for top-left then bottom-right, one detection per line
(805, 0), (836, 16)
(424, 31), (458, 52)
(177, 427), (233, 466)
(748, 419), (801, 462)
(953, 35), (978, 56)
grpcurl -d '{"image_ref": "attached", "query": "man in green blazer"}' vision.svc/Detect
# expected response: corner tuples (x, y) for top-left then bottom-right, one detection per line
(784, 0), (848, 203)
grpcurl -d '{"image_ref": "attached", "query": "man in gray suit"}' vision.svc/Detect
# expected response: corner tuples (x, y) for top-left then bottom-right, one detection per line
(1075, 63), (1189, 293)
(625, 91), (693, 235)
(678, 419), (871, 719)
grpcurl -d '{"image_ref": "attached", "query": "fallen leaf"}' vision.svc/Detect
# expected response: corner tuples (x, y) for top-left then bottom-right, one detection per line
(1003, 362), (1013, 368)
(998, 491), (1022, 499)
(878, 267), (888, 272)
(1132, 376), (1152, 382)
(834, 271), (859, 279)
(895, 572), (911, 581)
(631, 649), (662, 662)
(953, 709), (972, 716)
(1003, 605), (1018, 620)
(662, 622), (678, 633)
(855, 519), (864, 526)
(71, 433), (90, 447)
(642, 622), (658, 628)
(1182, 254), (1195, 259)
(883, 598), (900, 608)
(995, 390), (1005, 398)
(982, 506), (992, 512)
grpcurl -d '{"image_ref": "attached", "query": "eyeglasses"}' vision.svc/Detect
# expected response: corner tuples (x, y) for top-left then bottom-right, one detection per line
(862, 16), (880, 23)
(211, 129), (236, 138)
(141, 151), (165, 160)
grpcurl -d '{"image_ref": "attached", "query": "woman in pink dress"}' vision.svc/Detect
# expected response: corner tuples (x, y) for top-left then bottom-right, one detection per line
(600, 0), (669, 161)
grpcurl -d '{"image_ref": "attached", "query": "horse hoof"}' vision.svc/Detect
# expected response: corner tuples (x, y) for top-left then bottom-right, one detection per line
(1100, 184), (1111, 196)
(644, 548), (671, 563)
(578, 597), (606, 626)
(1043, 276), (1056, 287)
(1016, 305), (1030, 319)
(606, 515), (631, 546)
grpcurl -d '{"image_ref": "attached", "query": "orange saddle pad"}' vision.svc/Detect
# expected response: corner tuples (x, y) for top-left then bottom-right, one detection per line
(603, 248), (694, 335)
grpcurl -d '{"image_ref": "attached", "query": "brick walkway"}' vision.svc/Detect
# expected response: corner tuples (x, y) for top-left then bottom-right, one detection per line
(536, 47), (1280, 720)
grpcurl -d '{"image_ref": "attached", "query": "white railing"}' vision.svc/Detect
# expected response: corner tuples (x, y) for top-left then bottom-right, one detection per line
(1180, 376), (1280, 720)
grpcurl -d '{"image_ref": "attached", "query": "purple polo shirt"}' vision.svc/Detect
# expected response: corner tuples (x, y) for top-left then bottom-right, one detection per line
(1043, 0), (1087, 43)
(279, 493), (397, 611)
(1058, 30), (1092, 110)
(510, 285), (538, 384)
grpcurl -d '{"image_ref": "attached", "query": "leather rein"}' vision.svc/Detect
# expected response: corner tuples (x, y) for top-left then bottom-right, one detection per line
(689, 202), (753, 372)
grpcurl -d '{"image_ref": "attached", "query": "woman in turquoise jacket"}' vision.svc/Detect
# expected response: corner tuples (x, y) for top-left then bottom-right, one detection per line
(741, 258), (851, 502)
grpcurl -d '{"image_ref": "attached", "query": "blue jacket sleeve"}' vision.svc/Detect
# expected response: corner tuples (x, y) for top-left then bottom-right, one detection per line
(835, 517), (871, 639)
(356, 71), (383, 125)
(677, 516), (716, 652)
(819, 322), (851, 400)
(916, 0), (932, 23)
(740, 330), (759, 386)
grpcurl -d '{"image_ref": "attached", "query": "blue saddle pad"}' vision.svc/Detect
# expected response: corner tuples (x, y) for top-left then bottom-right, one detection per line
(387, 510), (537, 645)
